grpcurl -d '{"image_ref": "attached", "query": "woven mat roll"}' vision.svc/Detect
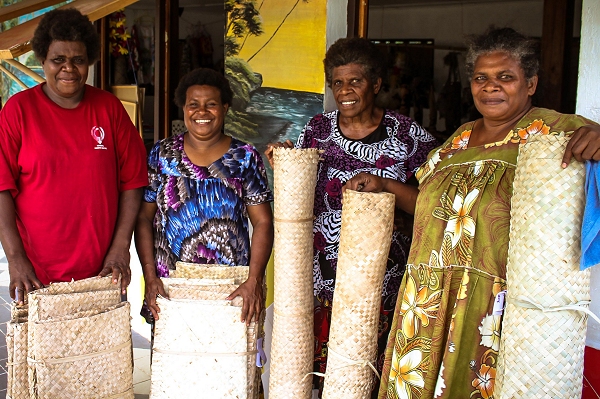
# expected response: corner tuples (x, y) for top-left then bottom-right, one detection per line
(7, 318), (28, 399)
(151, 297), (249, 399)
(321, 190), (395, 399)
(29, 302), (133, 399)
(268, 148), (320, 399)
(496, 134), (591, 398)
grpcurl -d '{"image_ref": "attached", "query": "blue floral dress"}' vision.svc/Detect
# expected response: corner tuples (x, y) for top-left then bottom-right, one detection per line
(144, 134), (273, 278)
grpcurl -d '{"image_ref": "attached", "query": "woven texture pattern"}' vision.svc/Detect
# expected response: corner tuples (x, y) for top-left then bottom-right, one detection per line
(173, 262), (249, 283)
(7, 305), (28, 399)
(151, 298), (248, 399)
(321, 190), (395, 399)
(269, 148), (320, 399)
(496, 134), (591, 399)
(151, 266), (262, 399)
(30, 290), (121, 320)
(27, 276), (133, 399)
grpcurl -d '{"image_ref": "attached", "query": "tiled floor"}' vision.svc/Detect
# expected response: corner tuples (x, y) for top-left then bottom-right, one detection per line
(0, 243), (153, 399)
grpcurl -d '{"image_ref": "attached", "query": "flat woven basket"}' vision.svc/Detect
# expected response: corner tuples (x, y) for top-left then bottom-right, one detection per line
(150, 297), (252, 399)
(152, 267), (262, 399)
(321, 191), (395, 399)
(268, 148), (320, 399)
(27, 276), (133, 399)
(173, 262), (249, 283)
(7, 304), (28, 399)
(496, 134), (591, 398)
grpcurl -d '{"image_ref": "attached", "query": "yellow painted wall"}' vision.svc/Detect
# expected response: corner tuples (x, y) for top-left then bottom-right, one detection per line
(237, 0), (328, 94)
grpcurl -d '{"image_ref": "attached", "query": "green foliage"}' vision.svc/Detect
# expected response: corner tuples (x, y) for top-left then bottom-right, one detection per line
(225, 109), (260, 141)
(224, 57), (261, 141)
(225, 0), (263, 57)
(225, 57), (262, 109)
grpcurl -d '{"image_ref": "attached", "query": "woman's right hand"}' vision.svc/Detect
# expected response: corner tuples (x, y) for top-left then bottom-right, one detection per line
(8, 256), (43, 304)
(144, 275), (168, 320)
(264, 140), (294, 167)
(343, 172), (386, 193)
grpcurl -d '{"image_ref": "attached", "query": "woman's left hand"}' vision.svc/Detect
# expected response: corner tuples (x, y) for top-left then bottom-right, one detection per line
(99, 248), (131, 295)
(227, 276), (264, 325)
(562, 125), (600, 167)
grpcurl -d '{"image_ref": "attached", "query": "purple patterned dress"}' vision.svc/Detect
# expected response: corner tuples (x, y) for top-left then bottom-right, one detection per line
(296, 109), (438, 395)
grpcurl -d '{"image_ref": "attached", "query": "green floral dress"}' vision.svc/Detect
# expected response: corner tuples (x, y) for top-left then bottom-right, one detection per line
(378, 108), (592, 399)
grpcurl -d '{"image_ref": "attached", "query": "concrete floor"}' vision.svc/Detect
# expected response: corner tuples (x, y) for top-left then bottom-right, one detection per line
(0, 243), (153, 399)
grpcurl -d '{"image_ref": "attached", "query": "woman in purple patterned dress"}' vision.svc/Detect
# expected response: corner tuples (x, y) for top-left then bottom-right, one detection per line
(266, 38), (439, 397)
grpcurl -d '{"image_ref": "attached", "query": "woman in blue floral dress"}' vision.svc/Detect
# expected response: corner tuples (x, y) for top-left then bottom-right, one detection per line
(136, 68), (274, 325)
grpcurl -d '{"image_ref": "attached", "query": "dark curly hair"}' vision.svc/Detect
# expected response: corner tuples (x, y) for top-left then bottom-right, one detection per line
(465, 27), (539, 81)
(174, 68), (234, 108)
(32, 8), (100, 64)
(323, 37), (384, 86)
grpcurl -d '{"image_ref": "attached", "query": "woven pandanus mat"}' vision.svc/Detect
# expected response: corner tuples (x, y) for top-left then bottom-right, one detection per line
(29, 290), (121, 321)
(7, 318), (28, 399)
(10, 303), (27, 320)
(33, 276), (117, 296)
(321, 190), (395, 399)
(269, 148), (320, 399)
(155, 273), (262, 398)
(496, 134), (591, 399)
(173, 262), (249, 283)
(28, 302), (133, 399)
(166, 282), (239, 300)
(150, 297), (249, 399)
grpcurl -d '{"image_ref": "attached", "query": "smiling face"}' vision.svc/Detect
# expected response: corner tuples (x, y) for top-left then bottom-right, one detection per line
(331, 63), (381, 120)
(183, 85), (229, 142)
(471, 51), (537, 124)
(42, 40), (89, 107)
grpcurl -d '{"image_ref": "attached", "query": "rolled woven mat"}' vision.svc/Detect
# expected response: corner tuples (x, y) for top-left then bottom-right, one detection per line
(268, 147), (320, 399)
(28, 302), (133, 399)
(151, 297), (249, 399)
(496, 134), (592, 399)
(321, 190), (395, 399)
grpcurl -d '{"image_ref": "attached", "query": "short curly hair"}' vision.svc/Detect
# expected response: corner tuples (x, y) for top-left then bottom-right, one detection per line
(465, 27), (539, 81)
(174, 68), (234, 108)
(323, 37), (384, 86)
(32, 8), (100, 64)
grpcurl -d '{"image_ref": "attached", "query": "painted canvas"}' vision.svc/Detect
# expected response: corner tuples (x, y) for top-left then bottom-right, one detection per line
(224, 2), (328, 397)
(224, 0), (326, 173)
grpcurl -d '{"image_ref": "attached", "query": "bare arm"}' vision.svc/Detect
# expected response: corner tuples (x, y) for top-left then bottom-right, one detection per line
(0, 190), (43, 303)
(99, 188), (143, 294)
(134, 200), (167, 320)
(343, 172), (419, 215)
(227, 202), (274, 324)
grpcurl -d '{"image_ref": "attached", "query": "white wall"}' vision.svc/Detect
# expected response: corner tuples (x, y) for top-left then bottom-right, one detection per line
(576, 0), (600, 350)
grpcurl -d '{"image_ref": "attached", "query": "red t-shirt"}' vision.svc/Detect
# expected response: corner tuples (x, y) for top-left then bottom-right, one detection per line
(0, 84), (148, 284)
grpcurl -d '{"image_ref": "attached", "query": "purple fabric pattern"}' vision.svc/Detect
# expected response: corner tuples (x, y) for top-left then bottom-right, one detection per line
(296, 109), (438, 307)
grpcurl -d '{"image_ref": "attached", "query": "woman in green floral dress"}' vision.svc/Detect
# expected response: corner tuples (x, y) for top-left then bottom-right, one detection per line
(344, 27), (600, 399)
